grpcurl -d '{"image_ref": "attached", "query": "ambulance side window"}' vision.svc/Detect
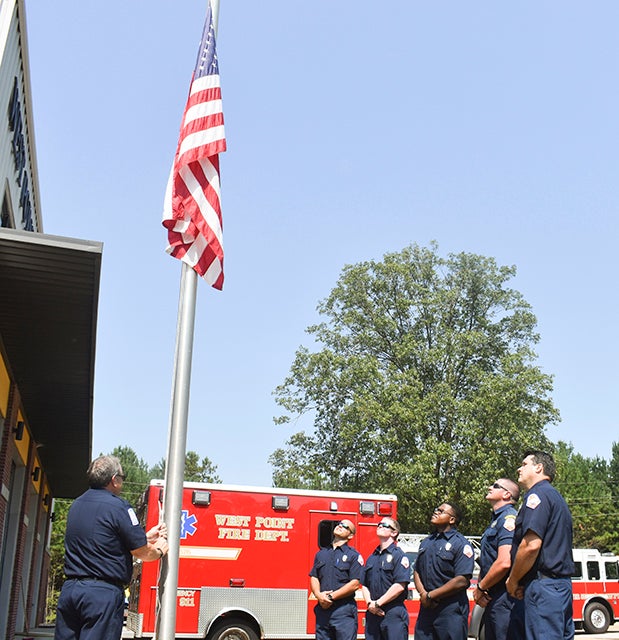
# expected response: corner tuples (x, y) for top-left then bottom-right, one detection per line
(605, 561), (619, 580)
(317, 520), (338, 548)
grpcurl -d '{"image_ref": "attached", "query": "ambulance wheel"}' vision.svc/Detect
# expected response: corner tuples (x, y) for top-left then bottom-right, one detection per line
(208, 618), (259, 640)
(583, 602), (610, 634)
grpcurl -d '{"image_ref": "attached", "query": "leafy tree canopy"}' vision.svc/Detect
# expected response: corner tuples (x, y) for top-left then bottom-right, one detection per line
(151, 451), (222, 484)
(271, 243), (558, 533)
(554, 440), (619, 554)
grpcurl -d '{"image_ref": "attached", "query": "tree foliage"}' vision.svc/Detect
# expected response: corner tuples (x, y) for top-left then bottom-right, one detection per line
(110, 445), (153, 507)
(554, 440), (619, 554)
(271, 243), (558, 533)
(151, 451), (222, 484)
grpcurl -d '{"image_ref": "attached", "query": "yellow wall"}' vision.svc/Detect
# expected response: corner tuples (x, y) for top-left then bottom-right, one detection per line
(0, 354), (9, 418)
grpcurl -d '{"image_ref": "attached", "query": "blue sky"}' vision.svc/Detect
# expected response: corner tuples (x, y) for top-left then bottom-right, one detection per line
(24, 2), (618, 486)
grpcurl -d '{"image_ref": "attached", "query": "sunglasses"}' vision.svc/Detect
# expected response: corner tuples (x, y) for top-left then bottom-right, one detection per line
(337, 521), (352, 532)
(433, 507), (455, 517)
(377, 522), (396, 531)
(115, 473), (127, 481)
(492, 482), (509, 492)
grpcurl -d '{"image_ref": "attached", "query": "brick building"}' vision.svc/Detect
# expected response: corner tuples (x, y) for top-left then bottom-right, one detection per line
(0, 1), (102, 637)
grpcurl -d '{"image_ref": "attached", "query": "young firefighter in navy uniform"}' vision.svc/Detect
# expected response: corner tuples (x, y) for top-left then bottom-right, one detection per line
(310, 519), (364, 640)
(413, 501), (475, 640)
(474, 478), (520, 640)
(361, 517), (410, 640)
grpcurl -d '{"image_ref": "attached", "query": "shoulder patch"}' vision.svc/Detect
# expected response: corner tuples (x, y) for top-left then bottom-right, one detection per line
(463, 544), (474, 558)
(526, 493), (541, 509)
(401, 555), (410, 569)
(127, 507), (139, 526)
(358, 555), (365, 566)
(503, 515), (516, 531)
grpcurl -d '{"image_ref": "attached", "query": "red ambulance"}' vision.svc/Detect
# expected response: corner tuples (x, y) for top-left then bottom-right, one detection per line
(126, 480), (398, 640)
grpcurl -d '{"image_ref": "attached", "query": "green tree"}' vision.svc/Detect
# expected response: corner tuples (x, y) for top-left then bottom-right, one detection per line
(109, 445), (152, 507)
(150, 451), (222, 483)
(554, 441), (619, 554)
(46, 498), (71, 622)
(271, 243), (557, 533)
(609, 441), (619, 502)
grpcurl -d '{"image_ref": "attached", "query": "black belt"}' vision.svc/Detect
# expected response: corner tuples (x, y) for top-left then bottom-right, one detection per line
(72, 576), (125, 589)
(537, 571), (569, 580)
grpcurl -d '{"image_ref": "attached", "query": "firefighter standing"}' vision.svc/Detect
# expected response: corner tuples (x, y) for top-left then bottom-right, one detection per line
(310, 519), (364, 640)
(506, 450), (575, 640)
(413, 502), (475, 640)
(54, 455), (168, 640)
(361, 517), (410, 640)
(474, 478), (520, 640)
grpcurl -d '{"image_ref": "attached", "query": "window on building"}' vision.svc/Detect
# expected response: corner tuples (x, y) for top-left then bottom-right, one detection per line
(1, 191), (14, 228)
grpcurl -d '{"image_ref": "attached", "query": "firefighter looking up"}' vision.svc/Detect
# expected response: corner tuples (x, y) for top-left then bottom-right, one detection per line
(413, 502), (475, 640)
(474, 478), (520, 640)
(506, 450), (575, 640)
(309, 519), (364, 640)
(361, 517), (410, 640)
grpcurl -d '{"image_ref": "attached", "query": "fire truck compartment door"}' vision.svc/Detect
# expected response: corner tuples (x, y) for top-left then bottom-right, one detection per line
(199, 587), (308, 636)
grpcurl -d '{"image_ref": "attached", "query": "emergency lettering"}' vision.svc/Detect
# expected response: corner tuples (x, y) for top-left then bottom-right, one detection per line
(254, 516), (295, 529)
(255, 529), (290, 542)
(214, 514), (251, 527)
(218, 527), (250, 540)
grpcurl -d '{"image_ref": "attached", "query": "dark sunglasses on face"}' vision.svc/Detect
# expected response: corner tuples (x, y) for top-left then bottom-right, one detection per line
(337, 521), (352, 532)
(492, 482), (509, 492)
(377, 522), (396, 531)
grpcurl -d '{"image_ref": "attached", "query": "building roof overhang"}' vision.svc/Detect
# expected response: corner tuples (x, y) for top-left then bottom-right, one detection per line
(0, 227), (102, 498)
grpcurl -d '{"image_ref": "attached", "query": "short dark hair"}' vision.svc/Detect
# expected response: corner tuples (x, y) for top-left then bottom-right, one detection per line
(445, 501), (463, 525)
(524, 450), (556, 482)
(87, 455), (122, 488)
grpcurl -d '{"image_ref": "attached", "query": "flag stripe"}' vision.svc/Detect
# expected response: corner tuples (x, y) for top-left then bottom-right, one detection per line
(178, 125), (226, 161)
(162, 1), (226, 290)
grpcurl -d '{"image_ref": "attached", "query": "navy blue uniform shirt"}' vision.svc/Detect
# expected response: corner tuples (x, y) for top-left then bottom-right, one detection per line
(415, 529), (475, 592)
(64, 487), (147, 584)
(479, 504), (517, 593)
(363, 542), (410, 608)
(310, 543), (363, 604)
(511, 479), (574, 582)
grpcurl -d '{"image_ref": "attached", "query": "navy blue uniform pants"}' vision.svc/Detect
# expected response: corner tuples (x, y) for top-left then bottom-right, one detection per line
(54, 578), (125, 640)
(414, 599), (469, 640)
(524, 578), (574, 640)
(365, 605), (409, 640)
(483, 590), (516, 640)
(507, 579), (574, 640)
(315, 601), (358, 640)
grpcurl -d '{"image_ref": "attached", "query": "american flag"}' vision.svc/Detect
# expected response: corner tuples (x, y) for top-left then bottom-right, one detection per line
(162, 1), (227, 290)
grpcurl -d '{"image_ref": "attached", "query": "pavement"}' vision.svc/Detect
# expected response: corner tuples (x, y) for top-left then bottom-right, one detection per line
(577, 622), (619, 638)
(17, 622), (619, 639)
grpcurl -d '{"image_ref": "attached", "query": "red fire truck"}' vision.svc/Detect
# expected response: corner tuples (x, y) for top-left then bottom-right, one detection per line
(125, 481), (398, 640)
(467, 547), (619, 637)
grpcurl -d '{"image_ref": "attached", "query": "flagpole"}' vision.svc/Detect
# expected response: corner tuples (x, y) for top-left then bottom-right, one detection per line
(156, 3), (222, 637)
(156, 262), (197, 640)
